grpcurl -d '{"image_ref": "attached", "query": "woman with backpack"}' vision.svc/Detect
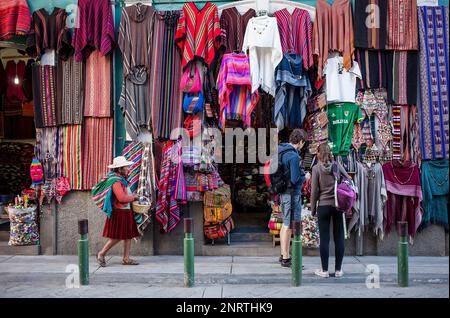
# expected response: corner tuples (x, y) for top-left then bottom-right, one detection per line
(310, 143), (351, 278)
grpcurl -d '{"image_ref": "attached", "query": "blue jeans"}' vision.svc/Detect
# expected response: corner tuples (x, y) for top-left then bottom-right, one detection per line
(281, 187), (301, 227)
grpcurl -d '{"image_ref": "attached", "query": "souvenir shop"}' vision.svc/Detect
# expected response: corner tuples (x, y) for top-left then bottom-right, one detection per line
(0, 0), (448, 256)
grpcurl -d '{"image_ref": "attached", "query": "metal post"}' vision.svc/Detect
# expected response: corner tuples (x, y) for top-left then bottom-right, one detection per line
(291, 221), (302, 287)
(397, 221), (409, 287)
(184, 218), (195, 287)
(77, 219), (89, 286)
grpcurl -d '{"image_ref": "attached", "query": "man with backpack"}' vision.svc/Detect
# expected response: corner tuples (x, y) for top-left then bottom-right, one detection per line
(272, 129), (307, 268)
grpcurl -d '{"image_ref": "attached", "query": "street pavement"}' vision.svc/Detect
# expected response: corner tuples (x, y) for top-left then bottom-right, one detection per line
(0, 255), (448, 298)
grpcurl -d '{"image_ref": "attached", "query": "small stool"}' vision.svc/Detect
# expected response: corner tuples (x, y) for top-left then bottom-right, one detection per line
(272, 234), (280, 247)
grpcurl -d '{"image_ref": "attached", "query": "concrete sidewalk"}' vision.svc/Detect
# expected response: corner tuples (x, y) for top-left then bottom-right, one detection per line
(0, 255), (448, 298)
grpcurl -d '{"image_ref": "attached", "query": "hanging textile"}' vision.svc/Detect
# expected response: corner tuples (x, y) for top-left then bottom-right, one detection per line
(121, 142), (144, 193)
(5, 60), (26, 103)
(217, 52), (259, 129)
(72, 0), (115, 62)
(409, 105), (422, 165)
(26, 7), (73, 61)
(136, 142), (157, 205)
(274, 8), (313, 70)
(386, 51), (418, 105)
(382, 160), (422, 238)
(35, 127), (61, 179)
(32, 64), (58, 128)
(254, 91), (274, 130)
(82, 118), (113, 190)
(323, 55), (361, 103)
(118, 4), (155, 140)
(355, 49), (388, 90)
(155, 141), (187, 234)
(175, 2), (221, 70)
(242, 15), (283, 95)
(151, 11), (183, 140)
(274, 54), (311, 130)
(58, 56), (84, 125)
(219, 7), (255, 54)
(417, 6), (449, 161)
(386, 0), (418, 50)
(354, 0), (388, 50)
(59, 125), (82, 190)
(84, 50), (112, 117)
(420, 160), (449, 230)
(0, 0), (31, 40)
(313, 0), (354, 81)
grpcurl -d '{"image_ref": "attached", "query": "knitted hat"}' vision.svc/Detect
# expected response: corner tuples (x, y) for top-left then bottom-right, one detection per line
(30, 158), (44, 185)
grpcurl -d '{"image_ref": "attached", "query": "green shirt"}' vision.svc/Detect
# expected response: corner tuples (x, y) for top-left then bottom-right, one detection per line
(327, 102), (363, 155)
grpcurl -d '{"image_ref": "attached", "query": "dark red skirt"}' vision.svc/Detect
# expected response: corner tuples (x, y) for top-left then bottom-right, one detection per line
(103, 208), (140, 240)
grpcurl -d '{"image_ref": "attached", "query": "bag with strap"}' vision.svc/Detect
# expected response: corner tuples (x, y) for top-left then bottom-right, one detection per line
(332, 162), (356, 218)
(265, 148), (296, 194)
(204, 202), (232, 224)
(203, 184), (231, 207)
(204, 216), (234, 239)
(180, 63), (202, 93)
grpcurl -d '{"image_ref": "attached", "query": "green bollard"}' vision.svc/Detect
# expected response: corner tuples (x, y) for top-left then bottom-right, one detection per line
(78, 219), (89, 286)
(397, 221), (409, 287)
(292, 221), (302, 287)
(184, 218), (195, 287)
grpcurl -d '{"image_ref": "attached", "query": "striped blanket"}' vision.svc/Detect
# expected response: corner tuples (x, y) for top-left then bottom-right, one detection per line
(91, 171), (127, 218)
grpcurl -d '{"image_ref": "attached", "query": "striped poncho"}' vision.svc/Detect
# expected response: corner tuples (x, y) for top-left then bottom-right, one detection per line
(0, 0), (31, 41)
(91, 172), (128, 218)
(217, 52), (259, 129)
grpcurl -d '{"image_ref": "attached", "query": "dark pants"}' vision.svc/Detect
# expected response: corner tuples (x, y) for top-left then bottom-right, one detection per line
(317, 205), (345, 271)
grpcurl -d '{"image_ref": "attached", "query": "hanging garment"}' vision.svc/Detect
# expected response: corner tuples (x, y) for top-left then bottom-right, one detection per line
(155, 141), (187, 234)
(5, 60), (26, 103)
(118, 4), (155, 140)
(26, 7), (73, 61)
(327, 102), (364, 156)
(349, 161), (387, 237)
(217, 52), (259, 129)
(35, 127), (61, 179)
(386, 0), (418, 50)
(0, 0), (31, 40)
(151, 11), (183, 140)
(313, 0), (354, 81)
(354, 0), (388, 50)
(175, 2), (221, 70)
(304, 110), (328, 154)
(121, 142), (144, 193)
(323, 55), (361, 103)
(72, 0), (115, 62)
(82, 118), (113, 190)
(58, 56), (84, 125)
(32, 64), (58, 128)
(420, 160), (449, 230)
(84, 50), (112, 117)
(274, 8), (313, 70)
(59, 125), (82, 190)
(254, 91), (274, 130)
(409, 105), (422, 165)
(355, 49), (388, 90)
(274, 54), (311, 130)
(219, 7), (255, 54)
(391, 105), (402, 160)
(382, 160), (422, 238)
(417, 6), (449, 161)
(386, 51), (418, 105)
(22, 59), (33, 102)
(242, 15), (283, 95)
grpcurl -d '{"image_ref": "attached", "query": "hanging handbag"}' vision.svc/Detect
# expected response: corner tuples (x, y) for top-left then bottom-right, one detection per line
(332, 162), (356, 218)
(183, 92), (204, 114)
(180, 63), (202, 93)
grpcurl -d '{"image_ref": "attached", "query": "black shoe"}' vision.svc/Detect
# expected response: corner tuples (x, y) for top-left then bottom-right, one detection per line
(281, 258), (292, 268)
(279, 255), (283, 263)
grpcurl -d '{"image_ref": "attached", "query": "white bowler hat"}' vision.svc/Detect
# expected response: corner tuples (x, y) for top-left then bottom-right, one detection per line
(108, 156), (134, 169)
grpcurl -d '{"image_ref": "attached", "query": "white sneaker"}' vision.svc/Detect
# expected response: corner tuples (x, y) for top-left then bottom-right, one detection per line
(314, 269), (329, 278)
(335, 270), (344, 278)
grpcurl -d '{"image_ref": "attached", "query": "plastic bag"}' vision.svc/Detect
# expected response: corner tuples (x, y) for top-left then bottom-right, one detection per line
(7, 206), (40, 246)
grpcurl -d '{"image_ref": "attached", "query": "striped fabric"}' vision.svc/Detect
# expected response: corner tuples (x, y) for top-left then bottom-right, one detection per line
(274, 8), (313, 70)
(354, 0), (388, 50)
(217, 52), (259, 129)
(387, 51), (418, 105)
(155, 141), (186, 233)
(59, 125), (83, 190)
(82, 118), (113, 190)
(355, 49), (388, 90)
(72, 0), (115, 62)
(175, 2), (221, 70)
(392, 106), (402, 160)
(35, 127), (60, 179)
(418, 6), (449, 161)
(84, 50), (112, 117)
(0, 0), (31, 40)
(151, 11), (183, 140)
(386, 0), (418, 50)
(33, 65), (58, 128)
(219, 7), (255, 53)
(58, 56), (84, 125)
(121, 142), (144, 193)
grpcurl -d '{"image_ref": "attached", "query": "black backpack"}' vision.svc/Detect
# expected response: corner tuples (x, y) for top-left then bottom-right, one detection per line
(268, 148), (296, 194)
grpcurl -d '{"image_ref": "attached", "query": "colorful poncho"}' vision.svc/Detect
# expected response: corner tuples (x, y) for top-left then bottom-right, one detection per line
(91, 171), (128, 218)
(382, 160), (422, 238)
(420, 160), (449, 230)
